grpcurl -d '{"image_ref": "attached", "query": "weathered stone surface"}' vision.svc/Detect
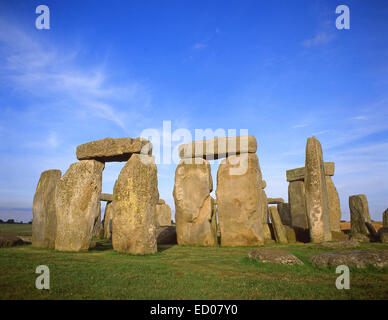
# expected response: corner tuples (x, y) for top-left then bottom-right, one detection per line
(155, 203), (172, 226)
(365, 221), (378, 239)
(349, 195), (370, 235)
(309, 250), (388, 268)
(317, 239), (360, 249)
(92, 209), (103, 239)
(268, 206), (288, 244)
(17, 236), (32, 244)
(305, 137), (332, 243)
(350, 233), (370, 242)
(288, 181), (309, 232)
(156, 226), (177, 245)
(32, 169), (61, 249)
(286, 167), (305, 182)
(263, 223), (273, 240)
(331, 231), (349, 241)
(277, 203), (292, 226)
(267, 198), (284, 205)
(158, 198), (166, 205)
(286, 162), (335, 182)
(284, 226), (297, 243)
(248, 248), (304, 265)
(112, 154), (159, 254)
(55, 160), (104, 251)
(326, 176), (341, 232)
(383, 209), (388, 228)
(216, 153), (265, 246)
(179, 135), (257, 160)
(173, 158), (217, 246)
(103, 201), (113, 240)
(101, 193), (113, 202)
(0, 236), (24, 247)
(378, 228), (388, 243)
(76, 137), (152, 162)
(261, 180), (267, 189)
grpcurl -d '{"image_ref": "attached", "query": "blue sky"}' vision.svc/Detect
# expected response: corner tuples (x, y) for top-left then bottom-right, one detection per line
(0, 0), (387, 222)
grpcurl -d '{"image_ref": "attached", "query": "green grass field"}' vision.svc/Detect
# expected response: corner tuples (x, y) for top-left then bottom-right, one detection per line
(0, 224), (387, 300)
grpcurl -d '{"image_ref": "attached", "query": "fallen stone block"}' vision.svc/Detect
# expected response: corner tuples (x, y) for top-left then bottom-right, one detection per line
(248, 248), (304, 265)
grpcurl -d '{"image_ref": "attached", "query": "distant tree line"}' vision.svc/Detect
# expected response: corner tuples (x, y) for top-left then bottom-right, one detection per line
(0, 219), (32, 224)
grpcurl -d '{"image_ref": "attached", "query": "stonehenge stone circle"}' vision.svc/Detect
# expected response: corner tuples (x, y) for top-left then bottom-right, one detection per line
(76, 137), (152, 162)
(349, 195), (370, 236)
(173, 158), (217, 246)
(304, 136), (332, 243)
(103, 201), (113, 240)
(155, 201), (172, 226)
(286, 160), (341, 236)
(32, 169), (62, 249)
(216, 153), (265, 246)
(268, 206), (288, 244)
(112, 154), (159, 254)
(55, 160), (104, 251)
(179, 135), (257, 160)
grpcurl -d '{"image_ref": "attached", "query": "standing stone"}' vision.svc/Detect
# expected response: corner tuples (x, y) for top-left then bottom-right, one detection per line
(326, 176), (342, 232)
(92, 209), (103, 239)
(304, 137), (332, 243)
(103, 201), (113, 239)
(216, 153), (264, 246)
(32, 169), (62, 249)
(383, 208), (388, 228)
(173, 158), (217, 246)
(277, 203), (292, 226)
(349, 195), (370, 236)
(55, 160), (104, 251)
(288, 180), (309, 241)
(155, 202), (172, 226)
(112, 154), (159, 254)
(268, 206), (288, 244)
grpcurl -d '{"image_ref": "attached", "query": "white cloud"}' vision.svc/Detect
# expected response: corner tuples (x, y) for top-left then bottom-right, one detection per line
(301, 32), (335, 48)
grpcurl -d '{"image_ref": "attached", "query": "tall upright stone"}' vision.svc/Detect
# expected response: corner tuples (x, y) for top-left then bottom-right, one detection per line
(216, 153), (264, 246)
(112, 154), (159, 254)
(173, 158), (217, 246)
(288, 181), (308, 230)
(326, 176), (341, 232)
(103, 201), (113, 240)
(277, 203), (292, 226)
(55, 160), (104, 251)
(92, 209), (103, 239)
(155, 202), (172, 227)
(268, 206), (288, 244)
(349, 195), (370, 235)
(383, 208), (388, 228)
(32, 169), (62, 249)
(259, 182), (271, 240)
(304, 137), (332, 243)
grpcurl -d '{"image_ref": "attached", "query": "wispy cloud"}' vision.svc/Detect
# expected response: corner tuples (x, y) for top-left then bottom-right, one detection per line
(0, 20), (151, 132)
(301, 32), (335, 48)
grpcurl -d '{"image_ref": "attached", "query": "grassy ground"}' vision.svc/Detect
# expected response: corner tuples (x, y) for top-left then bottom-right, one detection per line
(0, 224), (32, 237)
(0, 224), (387, 300)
